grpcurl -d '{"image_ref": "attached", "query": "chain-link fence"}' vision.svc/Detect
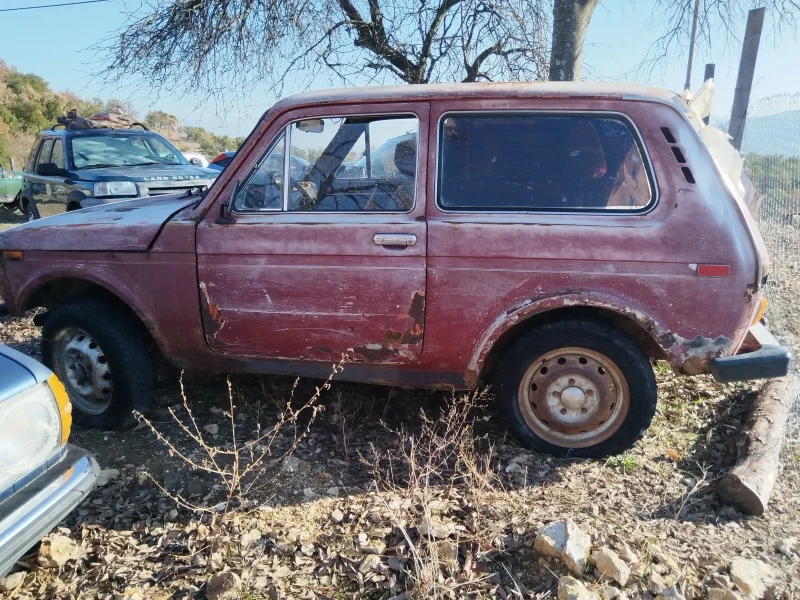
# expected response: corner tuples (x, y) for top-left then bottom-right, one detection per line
(738, 93), (800, 425)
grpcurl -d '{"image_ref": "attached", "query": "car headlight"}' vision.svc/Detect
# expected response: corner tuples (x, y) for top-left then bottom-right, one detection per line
(0, 375), (71, 490)
(93, 181), (138, 197)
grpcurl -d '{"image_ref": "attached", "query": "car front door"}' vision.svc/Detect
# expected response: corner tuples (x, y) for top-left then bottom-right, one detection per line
(196, 103), (428, 367)
(27, 137), (67, 218)
(0, 166), (9, 201)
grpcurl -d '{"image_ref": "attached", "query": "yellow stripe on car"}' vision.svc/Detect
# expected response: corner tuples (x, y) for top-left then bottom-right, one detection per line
(48, 374), (72, 445)
(752, 297), (767, 326)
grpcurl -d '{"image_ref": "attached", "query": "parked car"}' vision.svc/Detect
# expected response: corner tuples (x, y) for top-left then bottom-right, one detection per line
(0, 343), (99, 577)
(182, 151), (210, 167)
(17, 116), (218, 221)
(348, 132), (416, 180)
(208, 151), (235, 171)
(0, 83), (790, 457)
(209, 150), (311, 178)
(0, 164), (23, 206)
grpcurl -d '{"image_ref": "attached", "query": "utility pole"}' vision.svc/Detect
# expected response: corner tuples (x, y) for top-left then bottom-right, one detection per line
(684, 0), (701, 91)
(703, 63), (715, 125)
(729, 7), (765, 150)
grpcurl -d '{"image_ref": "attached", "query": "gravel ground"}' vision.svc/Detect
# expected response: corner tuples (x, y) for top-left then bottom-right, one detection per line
(0, 310), (798, 599)
(0, 207), (799, 599)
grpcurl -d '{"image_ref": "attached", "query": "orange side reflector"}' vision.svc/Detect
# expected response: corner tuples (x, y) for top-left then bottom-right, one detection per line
(697, 264), (730, 277)
(2, 250), (22, 261)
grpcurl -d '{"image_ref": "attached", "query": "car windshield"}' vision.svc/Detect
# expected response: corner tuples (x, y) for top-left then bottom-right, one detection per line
(70, 134), (189, 169)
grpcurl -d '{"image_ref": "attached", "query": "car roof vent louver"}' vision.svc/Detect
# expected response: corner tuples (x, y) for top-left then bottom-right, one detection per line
(661, 125), (694, 183)
(671, 147), (687, 163)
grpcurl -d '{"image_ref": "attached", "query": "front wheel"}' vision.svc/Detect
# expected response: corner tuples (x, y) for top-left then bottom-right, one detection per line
(42, 298), (155, 429)
(495, 320), (657, 458)
(23, 198), (39, 221)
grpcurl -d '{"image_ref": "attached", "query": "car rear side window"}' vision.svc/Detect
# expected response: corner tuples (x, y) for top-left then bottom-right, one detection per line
(34, 139), (55, 171)
(437, 113), (653, 212)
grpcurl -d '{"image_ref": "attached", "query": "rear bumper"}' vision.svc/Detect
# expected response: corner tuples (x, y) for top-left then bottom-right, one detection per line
(0, 445), (98, 577)
(709, 323), (792, 383)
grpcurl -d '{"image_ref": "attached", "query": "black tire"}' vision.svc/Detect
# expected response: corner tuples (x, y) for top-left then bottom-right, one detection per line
(23, 198), (39, 221)
(42, 298), (155, 429)
(494, 319), (657, 458)
(11, 192), (22, 214)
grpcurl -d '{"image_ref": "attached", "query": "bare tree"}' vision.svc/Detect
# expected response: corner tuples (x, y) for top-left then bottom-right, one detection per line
(548, 0), (800, 82)
(548, 0), (599, 81)
(102, 0), (800, 98)
(101, 0), (550, 101)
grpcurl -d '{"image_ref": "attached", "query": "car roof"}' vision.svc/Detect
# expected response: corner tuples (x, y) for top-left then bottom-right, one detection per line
(272, 82), (684, 113)
(37, 128), (162, 138)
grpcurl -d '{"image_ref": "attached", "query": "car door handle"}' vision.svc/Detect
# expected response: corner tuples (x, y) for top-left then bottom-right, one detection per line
(373, 233), (417, 247)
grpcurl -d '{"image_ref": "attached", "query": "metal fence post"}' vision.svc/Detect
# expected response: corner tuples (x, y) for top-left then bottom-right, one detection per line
(729, 7), (765, 150)
(703, 63), (715, 125)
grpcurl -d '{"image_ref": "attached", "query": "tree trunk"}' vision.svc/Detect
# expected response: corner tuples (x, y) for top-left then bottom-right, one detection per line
(548, 0), (600, 81)
(717, 377), (795, 515)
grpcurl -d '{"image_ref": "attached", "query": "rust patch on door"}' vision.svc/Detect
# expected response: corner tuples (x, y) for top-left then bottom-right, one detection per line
(199, 282), (225, 338)
(383, 290), (425, 344)
(354, 344), (399, 361)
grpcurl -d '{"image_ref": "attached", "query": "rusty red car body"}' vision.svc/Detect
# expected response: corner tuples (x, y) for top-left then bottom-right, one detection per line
(0, 82), (790, 456)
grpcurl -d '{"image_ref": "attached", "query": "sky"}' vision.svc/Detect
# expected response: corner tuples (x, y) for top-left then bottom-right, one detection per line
(1, 0), (799, 137)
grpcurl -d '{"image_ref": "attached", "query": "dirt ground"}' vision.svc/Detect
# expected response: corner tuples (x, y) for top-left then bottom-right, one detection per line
(0, 205), (24, 231)
(0, 211), (799, 599)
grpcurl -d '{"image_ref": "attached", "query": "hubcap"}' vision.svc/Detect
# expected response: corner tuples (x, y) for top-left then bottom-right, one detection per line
(517, 347), (629, 448)
(52, 327), (113, 415)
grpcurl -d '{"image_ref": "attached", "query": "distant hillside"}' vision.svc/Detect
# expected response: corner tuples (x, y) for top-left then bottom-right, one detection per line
(712, 110), (800, 157)
(740, 110), (800, 157)
(0, 59), (244, 167)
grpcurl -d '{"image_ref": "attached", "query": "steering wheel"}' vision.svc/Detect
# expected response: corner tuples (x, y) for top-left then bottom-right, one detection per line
(288, 176), (318, 209)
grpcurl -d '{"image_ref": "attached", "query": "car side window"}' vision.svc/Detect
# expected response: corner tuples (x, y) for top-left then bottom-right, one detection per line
(34, 139), (55, 171)
(50, 139), (65, 169)
(232, 132), (285, 211)
(437, 113), (653, 212)
(287, 115), (417, 212)
(25, 141), (41, 172)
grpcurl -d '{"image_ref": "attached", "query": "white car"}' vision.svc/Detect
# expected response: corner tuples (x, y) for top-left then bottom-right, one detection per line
(0, 344), (98, 577)
(181, 152), (209, 167)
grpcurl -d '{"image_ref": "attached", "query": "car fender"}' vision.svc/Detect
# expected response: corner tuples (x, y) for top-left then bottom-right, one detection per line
(66, 190), (89, 210)
(14, 267), (166, 353)
(467, 290), (682, 383)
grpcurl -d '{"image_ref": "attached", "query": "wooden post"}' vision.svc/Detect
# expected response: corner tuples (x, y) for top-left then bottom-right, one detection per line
(9, 157), (17, 171)
(703, 63), (715, 125)
(717, 377), (795, 515)
(728, 7), (765, 150)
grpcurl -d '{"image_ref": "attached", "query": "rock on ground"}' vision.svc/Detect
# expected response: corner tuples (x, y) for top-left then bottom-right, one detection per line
(0, 571), (25, 592)
(729, 558), (774, 599)
(535, 519), (592, 575)
(96, 468), (119, 488)
(558, 576), (598, 600)
(656, 585), (687, 600)
(38, 534), (77, 568)
(206, 571), (241, 600)
(594, 546), (631, 586)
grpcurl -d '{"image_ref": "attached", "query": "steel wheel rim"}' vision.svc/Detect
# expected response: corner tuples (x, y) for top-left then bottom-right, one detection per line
(517, 347), (630, 449)
(52, 326), (113, 415)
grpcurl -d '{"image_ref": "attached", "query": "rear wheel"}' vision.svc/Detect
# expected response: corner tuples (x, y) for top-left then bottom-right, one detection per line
(42, 298), (155, 429)
(495, 319), (657, 458)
